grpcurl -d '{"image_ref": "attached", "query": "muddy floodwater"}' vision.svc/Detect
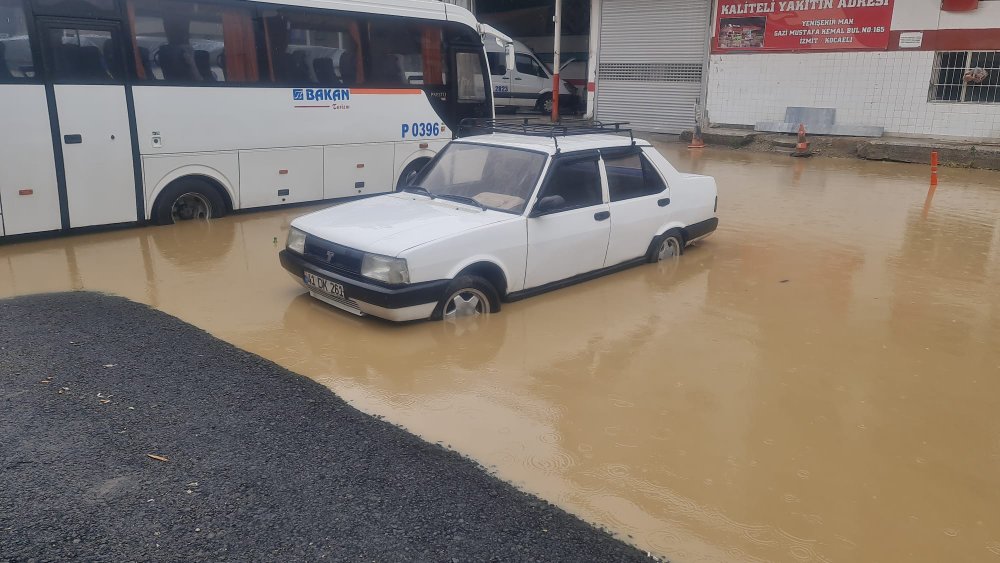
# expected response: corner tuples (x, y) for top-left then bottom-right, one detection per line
(3, 144), (1000, 562)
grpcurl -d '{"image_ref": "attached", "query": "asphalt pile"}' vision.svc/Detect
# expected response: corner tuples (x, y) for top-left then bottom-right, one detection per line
(0, 292), (650, 562)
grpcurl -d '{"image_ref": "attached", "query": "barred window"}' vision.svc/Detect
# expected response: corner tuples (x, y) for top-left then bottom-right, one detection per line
(930, 51), (999, 104)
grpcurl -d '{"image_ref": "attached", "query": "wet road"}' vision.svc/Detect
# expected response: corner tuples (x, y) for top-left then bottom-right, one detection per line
(3, 143), (1000, 562)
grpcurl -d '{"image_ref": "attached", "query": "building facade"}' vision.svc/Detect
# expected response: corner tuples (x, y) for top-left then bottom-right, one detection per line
(586, 0), (1000, 140)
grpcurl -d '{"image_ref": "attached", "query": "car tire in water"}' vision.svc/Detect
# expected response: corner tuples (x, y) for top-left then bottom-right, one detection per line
(152, 178), (227, 225)
(395, 158), (431, 191)
(433, 275), (500, 321)
(648, 229), (685, 263)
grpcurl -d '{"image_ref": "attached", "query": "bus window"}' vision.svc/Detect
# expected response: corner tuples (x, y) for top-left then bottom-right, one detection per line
(33, 0), (115, 16)
(260, 9), (363, 86)
(128, 0), (258, 83)
(418, 26), (445, 88)
(366, 19), (445, 89)
(456, 51), (485, 103)
(0, 0), (35, 80)
(45, 27), (122, 81)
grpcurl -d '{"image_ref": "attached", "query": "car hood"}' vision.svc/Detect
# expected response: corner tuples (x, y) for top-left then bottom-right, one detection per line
(292, 193), (515, 256)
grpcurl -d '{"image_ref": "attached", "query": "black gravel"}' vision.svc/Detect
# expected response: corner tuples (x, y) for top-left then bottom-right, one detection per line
(0, 292), (651, 562)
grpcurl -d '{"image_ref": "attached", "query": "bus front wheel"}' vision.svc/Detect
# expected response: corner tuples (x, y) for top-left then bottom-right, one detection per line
(152, 178), (228, 225)
(395, 158), (431, 191)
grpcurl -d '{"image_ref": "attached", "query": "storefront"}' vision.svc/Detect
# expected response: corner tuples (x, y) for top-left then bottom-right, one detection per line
(705, 0), (1000, 140)
(584, 0), (1000, 139)
(589, 0), (712, 133)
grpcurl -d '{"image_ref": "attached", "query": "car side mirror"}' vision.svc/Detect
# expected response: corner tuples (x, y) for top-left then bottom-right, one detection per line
(405, 170), (418, 186)
(532, 195), (566, 216)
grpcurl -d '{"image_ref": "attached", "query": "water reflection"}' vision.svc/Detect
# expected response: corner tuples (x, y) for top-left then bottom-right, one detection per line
(2, 144), (1000, 562)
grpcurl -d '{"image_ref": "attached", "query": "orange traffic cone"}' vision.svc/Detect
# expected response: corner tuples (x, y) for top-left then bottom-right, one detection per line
(688, 123), (705, 149)
(790, 123), (812, 157)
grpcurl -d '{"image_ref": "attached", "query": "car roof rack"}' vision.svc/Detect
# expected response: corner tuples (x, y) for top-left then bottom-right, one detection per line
(457, 118), (634, 153)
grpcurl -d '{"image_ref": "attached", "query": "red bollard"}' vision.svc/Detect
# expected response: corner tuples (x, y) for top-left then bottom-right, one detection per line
(930, 151), (939, 186)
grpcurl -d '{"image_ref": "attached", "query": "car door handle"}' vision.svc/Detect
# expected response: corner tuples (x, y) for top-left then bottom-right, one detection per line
(514, 77), (522, 80)
(64, 134), (82, 144)
(658, 198), (670, 207)
(594, 211), (610, 221)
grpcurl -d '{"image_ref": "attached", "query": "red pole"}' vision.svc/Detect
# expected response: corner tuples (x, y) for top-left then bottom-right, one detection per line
(930, 151), (939, 186)
(551, 73), (560, 122)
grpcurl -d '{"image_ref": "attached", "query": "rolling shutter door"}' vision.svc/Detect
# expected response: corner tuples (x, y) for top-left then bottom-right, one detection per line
(595, 0), (710, 133)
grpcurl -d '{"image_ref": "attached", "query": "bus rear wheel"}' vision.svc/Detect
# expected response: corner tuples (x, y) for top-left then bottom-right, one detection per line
(153, 179), (227, 225)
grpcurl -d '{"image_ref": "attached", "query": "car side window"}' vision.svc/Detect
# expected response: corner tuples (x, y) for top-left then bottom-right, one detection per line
(604, 152), (667, 202)
(531, 58), (547, 78)
(514, 53), (533, 75)
(486, 51), (506, 75)
(535, 158), (603, 214)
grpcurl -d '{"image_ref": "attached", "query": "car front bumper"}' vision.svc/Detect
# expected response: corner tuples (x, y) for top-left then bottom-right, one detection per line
(279, 249), (448, 322)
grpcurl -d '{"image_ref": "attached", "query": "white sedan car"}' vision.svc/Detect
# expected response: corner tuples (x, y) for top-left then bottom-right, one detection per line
(280, 127), (718, 322)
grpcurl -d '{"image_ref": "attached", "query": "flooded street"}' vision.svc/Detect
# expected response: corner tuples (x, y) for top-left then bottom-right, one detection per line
(3, 143), (1000, 562)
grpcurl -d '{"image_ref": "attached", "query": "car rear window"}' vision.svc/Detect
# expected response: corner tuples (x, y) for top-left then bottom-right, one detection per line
(604, 152), (666, 202)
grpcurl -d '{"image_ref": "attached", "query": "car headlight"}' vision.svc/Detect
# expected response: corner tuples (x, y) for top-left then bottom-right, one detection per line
(286, 227), (306, 254)
(361, 253), (409, 284)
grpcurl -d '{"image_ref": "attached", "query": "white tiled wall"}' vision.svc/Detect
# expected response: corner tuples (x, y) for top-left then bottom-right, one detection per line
(706, 52), (1000, 140)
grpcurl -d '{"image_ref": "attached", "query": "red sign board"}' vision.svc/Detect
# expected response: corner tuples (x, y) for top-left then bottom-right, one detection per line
(715, 0), (895, 52)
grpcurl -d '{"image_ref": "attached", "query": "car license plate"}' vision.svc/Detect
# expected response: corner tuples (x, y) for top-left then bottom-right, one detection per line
(304, 271), (345, 299)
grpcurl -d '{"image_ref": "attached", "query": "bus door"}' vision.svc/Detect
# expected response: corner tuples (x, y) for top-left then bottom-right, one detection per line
(450, 47), (491, 125)
(37, 18), (138, 228)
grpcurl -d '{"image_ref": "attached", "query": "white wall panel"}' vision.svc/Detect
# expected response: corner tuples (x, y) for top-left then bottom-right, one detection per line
(707, 51), (1000, 140)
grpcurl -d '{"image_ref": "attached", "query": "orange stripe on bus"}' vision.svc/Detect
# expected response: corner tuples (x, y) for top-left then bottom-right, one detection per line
(351, 88), (423, 95)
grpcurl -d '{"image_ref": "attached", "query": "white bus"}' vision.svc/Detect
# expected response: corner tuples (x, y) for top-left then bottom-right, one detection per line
(0, 0), (492, 238)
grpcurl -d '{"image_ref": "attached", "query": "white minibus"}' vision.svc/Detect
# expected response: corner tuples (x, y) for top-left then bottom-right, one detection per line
(481, 24), (576, 115)
(0, 0), (492, 238)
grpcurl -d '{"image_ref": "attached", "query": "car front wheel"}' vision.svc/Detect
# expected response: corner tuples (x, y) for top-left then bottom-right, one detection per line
(433, 275), (499, 320)
(535, 93), (553, 114)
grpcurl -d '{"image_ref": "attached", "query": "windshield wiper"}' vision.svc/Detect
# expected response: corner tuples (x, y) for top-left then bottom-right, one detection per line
(434, 193), (487, 211)
(401, 186), (434, 198)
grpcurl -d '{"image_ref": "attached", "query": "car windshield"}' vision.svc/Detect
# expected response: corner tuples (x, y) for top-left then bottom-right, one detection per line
(411, 143), (547, 214)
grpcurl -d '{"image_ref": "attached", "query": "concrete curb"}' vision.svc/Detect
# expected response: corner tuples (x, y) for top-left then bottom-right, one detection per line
(679, 128), (1000, 171)
(857, 140), (1000, 170)
(679, 129), (756, 148)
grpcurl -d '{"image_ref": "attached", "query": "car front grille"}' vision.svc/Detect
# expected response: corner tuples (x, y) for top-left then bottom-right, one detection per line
(303, 237), (364, 276)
